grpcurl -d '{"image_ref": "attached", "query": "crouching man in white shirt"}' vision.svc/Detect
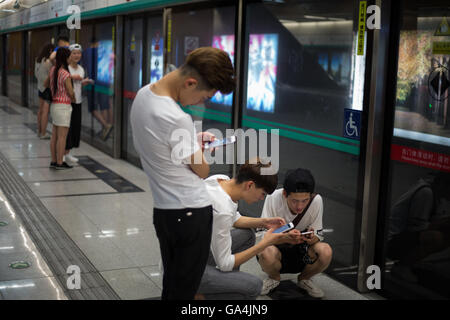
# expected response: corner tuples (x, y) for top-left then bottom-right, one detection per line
(257, 168), (333, 298)
(197, 160), (300, 299)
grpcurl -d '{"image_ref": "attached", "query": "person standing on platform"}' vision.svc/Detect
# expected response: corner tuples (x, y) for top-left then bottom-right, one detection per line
(45, 47), (75, 170)
(35, 43), (55, 139)
(64, 44), (94, 163)
(130, 47), (235, 300)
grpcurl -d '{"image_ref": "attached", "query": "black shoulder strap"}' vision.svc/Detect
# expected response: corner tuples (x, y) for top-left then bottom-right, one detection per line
(291, 193), (316, 228)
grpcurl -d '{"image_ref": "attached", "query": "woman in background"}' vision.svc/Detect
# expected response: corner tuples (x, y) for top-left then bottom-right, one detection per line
(44, 47), (75, 170)
(35, 43), (55, 139)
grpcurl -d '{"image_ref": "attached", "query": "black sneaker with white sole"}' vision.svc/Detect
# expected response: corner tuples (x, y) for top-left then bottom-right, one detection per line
(49, 162), (57, 169)
(55, 162), (73, 170)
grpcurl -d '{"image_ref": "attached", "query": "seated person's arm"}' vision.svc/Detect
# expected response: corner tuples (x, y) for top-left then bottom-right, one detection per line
(233, 227), (287, 268)
(210, 213), (237, 272)
(302, 195), (324, 244)
(233, 216), (264, 229)
(233, 215), (285, 230)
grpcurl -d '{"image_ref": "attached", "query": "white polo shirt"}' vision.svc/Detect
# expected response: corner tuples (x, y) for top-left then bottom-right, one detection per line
(261, 188), (324, 240)
(130, 84), (211, 209)
(205, 175), (242, 272)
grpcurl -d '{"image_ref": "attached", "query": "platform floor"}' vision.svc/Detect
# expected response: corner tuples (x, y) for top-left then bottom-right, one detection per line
(0, 95), (382, 300)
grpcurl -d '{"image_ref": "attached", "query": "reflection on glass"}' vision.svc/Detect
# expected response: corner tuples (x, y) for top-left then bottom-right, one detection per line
(386, 173), (450, 289)
(6, 32), (22, 105)
(211, 35), (235, 106)
(318, 53), (328, 71)
(246, 33), (278, 113)
(150, 32), (163, 84)
(394, 21), (450, 146)
(97, 40), (114, 86)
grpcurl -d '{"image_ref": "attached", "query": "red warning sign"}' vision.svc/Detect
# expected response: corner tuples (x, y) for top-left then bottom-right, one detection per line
(391, 144), (450, 172)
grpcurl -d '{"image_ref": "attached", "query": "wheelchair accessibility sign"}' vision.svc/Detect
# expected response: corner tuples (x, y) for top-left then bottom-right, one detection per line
(343, 108), (361, 140)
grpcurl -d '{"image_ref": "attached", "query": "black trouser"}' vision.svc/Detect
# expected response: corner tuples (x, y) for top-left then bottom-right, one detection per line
(66, 103), (81, 150)
(153, 205), (213, 300)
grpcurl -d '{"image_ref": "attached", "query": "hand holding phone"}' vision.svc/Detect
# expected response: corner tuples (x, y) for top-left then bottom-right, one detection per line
(273, 222), (294, 234)
(301, 228), (315, 241)
(204, 135), (237, 150)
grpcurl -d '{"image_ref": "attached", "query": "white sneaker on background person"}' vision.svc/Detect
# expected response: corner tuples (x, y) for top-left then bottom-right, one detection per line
(39, 133), (51, 140)
(260, 278), (280, 295)
(297, 279), (325, 298)
(65, 153), (78, 163)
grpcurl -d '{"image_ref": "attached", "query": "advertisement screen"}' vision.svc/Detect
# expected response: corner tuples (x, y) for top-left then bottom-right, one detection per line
(97, 40), (114, 86)
(211, 35), (235, 106)
(246, 33), (278, 113)
(150, 34), (164, 84)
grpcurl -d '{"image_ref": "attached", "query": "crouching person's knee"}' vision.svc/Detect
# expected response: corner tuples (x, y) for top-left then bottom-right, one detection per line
(258, 245), (278, 263)
(245, 275), (263, 300)
(316, 242), (333, 265)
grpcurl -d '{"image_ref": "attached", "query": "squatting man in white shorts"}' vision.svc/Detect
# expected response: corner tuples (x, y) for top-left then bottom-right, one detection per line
(258, 168), (333, 298)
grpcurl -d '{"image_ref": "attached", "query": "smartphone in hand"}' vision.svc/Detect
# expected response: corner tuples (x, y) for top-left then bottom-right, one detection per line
(204, 135), (236, 149)
(273, 222), (294, 234)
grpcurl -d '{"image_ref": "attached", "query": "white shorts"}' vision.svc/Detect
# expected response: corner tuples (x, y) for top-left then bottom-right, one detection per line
(50, 103), (72, 127)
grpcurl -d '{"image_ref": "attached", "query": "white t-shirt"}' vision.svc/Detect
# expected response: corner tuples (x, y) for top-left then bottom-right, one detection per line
(35, 58), (52, 92)
(130, 84), (211, 209)
(68, 64), (85, 104)
(205, 175), (242, 272)
(261, 188), (324, 240)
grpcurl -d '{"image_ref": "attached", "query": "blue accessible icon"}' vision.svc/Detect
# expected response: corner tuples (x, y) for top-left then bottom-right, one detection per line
(343, 108), (361, 140)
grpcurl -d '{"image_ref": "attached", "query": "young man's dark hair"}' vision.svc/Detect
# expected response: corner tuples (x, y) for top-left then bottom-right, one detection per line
(236, 160), (278, 195)
(57, 35), (70, 44)
(283, 168), (315, 196)
(180, 47), (235, 94)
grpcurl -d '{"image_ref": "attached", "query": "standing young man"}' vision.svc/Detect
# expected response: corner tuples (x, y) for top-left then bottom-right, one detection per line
(258, 168), (333, 298)
(130, 47), (234, 300)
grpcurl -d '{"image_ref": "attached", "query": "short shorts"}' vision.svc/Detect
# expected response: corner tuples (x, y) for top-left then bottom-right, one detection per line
(50, 103), (72, 127)
(38, 88), (52, 103)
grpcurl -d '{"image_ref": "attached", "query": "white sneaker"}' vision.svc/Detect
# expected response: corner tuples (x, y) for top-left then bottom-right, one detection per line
(65, 154), (79, 163)
(297, 279), (324, 298)
(260, 278), (280, 295)
(39, 133), (51, 140)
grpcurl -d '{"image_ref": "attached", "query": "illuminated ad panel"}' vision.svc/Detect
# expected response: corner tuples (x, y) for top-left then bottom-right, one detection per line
(211, 35), (235, 106)
(151, 32), (164, 84)
(246, 33), (278, 113)
(97, 40), (114, 86)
